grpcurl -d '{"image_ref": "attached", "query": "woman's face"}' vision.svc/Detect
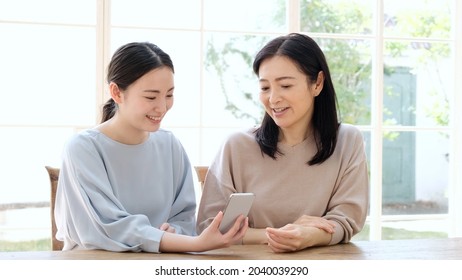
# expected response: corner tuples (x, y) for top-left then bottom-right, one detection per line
(258, 56), (322, 136)
(117, 66), (174, 133)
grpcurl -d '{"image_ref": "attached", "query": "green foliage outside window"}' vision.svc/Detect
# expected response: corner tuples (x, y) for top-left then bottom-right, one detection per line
(205, 0), (451, 129)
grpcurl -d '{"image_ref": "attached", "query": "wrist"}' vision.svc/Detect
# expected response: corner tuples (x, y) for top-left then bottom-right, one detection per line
(306, 227), (332, 247)
(243, 228), (267, 245)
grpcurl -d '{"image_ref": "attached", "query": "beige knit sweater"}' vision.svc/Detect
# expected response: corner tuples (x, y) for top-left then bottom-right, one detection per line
(197, 124), (369, 245)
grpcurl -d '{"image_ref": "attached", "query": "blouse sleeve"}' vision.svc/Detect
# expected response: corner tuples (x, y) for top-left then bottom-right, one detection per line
(55, 135), (165, 253)
(164, 137), (197, 236)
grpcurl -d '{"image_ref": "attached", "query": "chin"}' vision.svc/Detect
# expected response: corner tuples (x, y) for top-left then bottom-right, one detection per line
(274, 120), (290, 128)
(145, 124), (161, 132)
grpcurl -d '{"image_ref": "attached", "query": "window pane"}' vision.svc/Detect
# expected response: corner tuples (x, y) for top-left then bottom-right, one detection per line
(0, 127), (73, 203)
(111, 0), (201, 29)
(203, 0), (286, 32)
(0, 127), (74, 247)
(383, 41), (452, 127)
(382, 131), (449, 215)
(165, 127), (200, 167)
(381, 219), (449, 240)
(202, 33), (268, 127)
(300, 0), (373, 34)
(0, 24), (96, 126)
(166, 127), (201, 200)
(111, 29), (201, 127)
(0, 0), (95, 24)
(201, 128), (240, 165)
(316, 38), (372, 125)
(0, 207), (50, 245)
(384, 0), (453, 39)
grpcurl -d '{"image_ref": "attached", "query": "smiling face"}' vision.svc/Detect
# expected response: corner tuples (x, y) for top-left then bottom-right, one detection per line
(108, 66), (174, 143)
(258, 55), (323, 142)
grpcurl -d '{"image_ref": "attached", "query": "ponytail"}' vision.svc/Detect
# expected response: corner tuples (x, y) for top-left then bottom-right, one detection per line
(101, 98), (117, 123)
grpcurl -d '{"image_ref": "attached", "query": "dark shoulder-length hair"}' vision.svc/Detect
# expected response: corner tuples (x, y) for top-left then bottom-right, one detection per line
(253, 33), (340, 165)
(101, 42), (174, 123)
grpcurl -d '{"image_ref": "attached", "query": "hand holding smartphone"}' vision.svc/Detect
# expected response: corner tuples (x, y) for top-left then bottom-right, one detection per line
(219, 193), (255, 234)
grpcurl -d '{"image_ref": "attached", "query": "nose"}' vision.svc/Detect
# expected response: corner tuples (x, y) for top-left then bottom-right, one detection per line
(268, 88), (281, 104)
(154, 96), (169, 113)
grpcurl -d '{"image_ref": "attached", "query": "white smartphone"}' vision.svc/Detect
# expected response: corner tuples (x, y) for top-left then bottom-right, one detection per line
(219, 193), (255, 233)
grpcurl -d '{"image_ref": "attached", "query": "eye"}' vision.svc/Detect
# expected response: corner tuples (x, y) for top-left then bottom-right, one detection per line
(281, 84), (292, 89)
(145, 96), (156, 100)
(260, 86), (269, 92)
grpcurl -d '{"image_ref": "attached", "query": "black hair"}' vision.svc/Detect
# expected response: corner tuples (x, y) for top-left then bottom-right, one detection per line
(101, 42), (174, 123)
(253, 33), (339, 165)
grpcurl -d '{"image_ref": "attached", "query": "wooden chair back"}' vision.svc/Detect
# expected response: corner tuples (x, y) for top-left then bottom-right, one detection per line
(194, 166), (208, 190)
(44, 166), (64, 251)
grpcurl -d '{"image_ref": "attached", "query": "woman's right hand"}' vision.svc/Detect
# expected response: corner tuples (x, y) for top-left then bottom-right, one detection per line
(159, 211), (248, 253)
(293, 215), (336, 234)
(196, 211), (248, 252)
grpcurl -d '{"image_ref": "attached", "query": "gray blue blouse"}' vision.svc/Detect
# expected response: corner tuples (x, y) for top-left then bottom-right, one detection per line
(55, 128), (196, 253)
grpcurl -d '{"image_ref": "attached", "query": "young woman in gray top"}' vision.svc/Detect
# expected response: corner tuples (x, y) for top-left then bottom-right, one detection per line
(56, 42), (248, 253)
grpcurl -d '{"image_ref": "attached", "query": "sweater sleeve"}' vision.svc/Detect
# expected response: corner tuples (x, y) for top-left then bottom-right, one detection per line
(324, 127), (369, 245)
(55, 135), (164, 253)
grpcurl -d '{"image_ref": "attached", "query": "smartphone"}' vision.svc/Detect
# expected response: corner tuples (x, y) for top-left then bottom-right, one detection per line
(219, 193), (255, 233)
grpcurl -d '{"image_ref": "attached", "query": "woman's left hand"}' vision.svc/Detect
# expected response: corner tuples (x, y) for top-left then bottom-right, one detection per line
(265, 223), (332, 253)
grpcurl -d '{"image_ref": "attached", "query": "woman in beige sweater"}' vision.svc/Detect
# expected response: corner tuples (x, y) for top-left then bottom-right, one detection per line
(197, 33), (369, 253)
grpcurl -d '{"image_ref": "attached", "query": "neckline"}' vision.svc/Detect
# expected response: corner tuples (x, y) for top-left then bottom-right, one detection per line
(91, 128), (150, 147)
(278, 134), (315, 151)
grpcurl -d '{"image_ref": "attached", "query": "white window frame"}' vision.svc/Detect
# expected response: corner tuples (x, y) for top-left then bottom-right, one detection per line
(1, 0), (460, 241)
(102, 0), (462, 240)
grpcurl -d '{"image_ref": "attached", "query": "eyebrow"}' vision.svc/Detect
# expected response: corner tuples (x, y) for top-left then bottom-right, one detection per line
(143, 87), (175, 93)
(259, 76), (296, 82)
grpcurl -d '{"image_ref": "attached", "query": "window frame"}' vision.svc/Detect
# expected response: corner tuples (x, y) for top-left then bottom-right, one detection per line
(1, 0), (460, 242)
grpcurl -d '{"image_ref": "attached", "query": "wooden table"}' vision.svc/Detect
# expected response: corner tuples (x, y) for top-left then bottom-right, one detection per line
(1, 238), (461, 260)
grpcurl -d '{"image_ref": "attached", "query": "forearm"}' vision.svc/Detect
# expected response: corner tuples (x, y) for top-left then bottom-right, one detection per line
(243, 228), (268, 245)
(159, 232), (200, 253)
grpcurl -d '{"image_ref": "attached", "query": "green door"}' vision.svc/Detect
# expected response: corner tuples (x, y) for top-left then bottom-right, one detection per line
(382, 66), (416, 203)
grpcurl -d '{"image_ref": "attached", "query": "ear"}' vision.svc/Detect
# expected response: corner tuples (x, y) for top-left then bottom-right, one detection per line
(109, 82), (123, 104)
(313, 71), (324, 97)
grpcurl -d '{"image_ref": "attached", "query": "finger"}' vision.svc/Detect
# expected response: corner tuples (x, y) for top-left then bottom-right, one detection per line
(266, 228), (297, 247)
(327, 220), (337, 227)
(230, 217), (248, 242)
(235, 217), (249, 237)
(316, 222), (335, 233)
(266, 227), (297, 239)
(300, 218), (336, 233)
(268, 242), (290, 253)
(209, 211), (224, 229)
(266, 230), (296, 246)
(266, 233), (295, 253)
(160, 223), (169, 231)
(225, 214), (246, 235)
(321, 220), (337, 233)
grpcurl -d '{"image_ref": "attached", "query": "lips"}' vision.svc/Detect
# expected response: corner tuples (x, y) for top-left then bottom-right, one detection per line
(146, 115), (161, 121)
(272, 106), (290, 116)
(273, 107), (288, 113)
